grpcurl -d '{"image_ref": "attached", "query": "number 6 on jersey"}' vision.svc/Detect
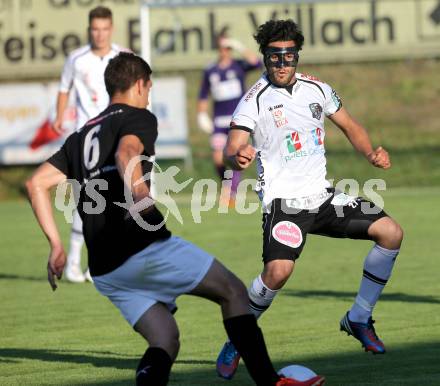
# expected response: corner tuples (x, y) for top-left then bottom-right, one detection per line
(84, 125), (101, 170)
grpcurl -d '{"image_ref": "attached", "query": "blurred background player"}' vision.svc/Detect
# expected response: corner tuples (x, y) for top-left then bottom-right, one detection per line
(53, 6), (126, 283)
(197, 34), (261, 207)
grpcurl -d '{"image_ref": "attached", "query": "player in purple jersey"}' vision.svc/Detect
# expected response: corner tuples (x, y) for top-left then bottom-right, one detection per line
(197, 35), (262, 207)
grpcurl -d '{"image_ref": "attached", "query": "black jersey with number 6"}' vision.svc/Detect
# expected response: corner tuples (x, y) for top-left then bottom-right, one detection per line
(47, 103), (171, 276)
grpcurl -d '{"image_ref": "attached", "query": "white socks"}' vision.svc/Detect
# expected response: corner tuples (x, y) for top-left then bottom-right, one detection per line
(67, 210), (84, 268)
(349, 244), (399, 323)
(246, 244), (398, 326)
(248, 275), (278, 319)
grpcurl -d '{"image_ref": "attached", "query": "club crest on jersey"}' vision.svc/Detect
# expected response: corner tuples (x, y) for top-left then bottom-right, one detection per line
(272, 221), (303, 248)
(285, 131), (302, 153)
(271, 106), (288, 127)
(309, 103), (323, 120)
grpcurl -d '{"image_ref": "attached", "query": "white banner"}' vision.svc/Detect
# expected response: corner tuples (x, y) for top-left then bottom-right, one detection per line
(151, 77), (190, 163)
(0, 78), (189, 165)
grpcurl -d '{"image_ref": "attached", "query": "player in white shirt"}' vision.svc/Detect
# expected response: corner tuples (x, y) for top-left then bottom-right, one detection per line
(53, 6), (125, 283)
(216, 19), (404, 379)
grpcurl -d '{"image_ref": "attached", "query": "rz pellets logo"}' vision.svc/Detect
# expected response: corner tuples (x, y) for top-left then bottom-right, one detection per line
(285, 131), (302, 153)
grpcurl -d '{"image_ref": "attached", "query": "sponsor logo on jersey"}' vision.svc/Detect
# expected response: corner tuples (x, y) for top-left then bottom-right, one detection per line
(272, 221), (303, 248)
(268, 104), (284, 111)
(285, 131), (302, 153)
(309, 103), (323, 120)
(271, 107), (288, 127)
(331, 89), (342, 109)
(301, 73), (321, 82)
(283, 129), (325, 161)
(311, 127), (323, 145)
(245, 81), (263, 102)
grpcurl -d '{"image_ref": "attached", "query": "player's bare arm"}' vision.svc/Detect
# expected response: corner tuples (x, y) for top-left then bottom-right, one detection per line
(115, 134), (154, 215)
(224, 129), (255, 170)
(53, 91), (70, 134)
(26, 162), (68, 291)
(329, 107), (391, 169)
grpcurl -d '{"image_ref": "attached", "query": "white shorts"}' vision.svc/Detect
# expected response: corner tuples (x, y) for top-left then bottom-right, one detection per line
(93, 236), (214, 327)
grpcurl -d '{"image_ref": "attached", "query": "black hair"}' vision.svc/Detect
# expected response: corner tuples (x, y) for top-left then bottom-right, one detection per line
(104, 52), (152, 98)
(254, 19), (305, 53)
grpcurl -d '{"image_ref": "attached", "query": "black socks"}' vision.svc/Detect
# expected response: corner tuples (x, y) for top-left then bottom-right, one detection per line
(136, 347), (173, 386)
(224, 314), (280, 386)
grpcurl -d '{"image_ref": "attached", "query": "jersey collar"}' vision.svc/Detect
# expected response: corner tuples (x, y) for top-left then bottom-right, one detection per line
(264, 73), (300, 96)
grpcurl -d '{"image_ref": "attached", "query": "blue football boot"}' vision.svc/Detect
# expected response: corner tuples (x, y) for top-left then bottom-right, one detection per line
(340, 311), (386, 354)
(216, 341), (241, 379)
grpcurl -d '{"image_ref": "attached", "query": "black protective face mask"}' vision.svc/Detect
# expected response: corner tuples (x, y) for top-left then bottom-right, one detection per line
(264, 47), (299, 69)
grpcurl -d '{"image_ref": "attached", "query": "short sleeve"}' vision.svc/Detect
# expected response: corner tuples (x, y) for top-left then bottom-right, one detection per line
(119, 110), (157, 156)
(231, 94), (259, 132)
(46, 133), (77, 177)
(198, 69), (210, 100)
(59, 54), (75, 93)
(324, 86), (343, 116)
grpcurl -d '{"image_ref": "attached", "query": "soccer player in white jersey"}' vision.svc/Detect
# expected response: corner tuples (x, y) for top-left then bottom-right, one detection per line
(53, 6), (125, 283)
(216, 19), (404, 379)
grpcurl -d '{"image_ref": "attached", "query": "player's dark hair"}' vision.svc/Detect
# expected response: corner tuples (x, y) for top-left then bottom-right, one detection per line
(254, 19), (304, 53)
(105, 52), (152, 98)
(89, 6), (113, 24)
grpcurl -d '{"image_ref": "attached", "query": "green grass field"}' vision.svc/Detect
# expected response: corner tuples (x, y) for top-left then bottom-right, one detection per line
(1, 187), (439, 385)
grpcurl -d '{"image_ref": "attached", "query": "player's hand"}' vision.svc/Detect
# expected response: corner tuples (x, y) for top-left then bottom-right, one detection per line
(220, 38), (245, 53)
(197, 112), (214, 134)
(367, 146), (391, 169)
(52, 118), (65, 135)
(47, 244), (67, 291)
(236, 144), (256, 169)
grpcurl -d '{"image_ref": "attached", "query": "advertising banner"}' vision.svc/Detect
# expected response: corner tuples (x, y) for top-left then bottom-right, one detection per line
(0, 0), (439, 77)
(0, 78), (189, 165)
(145, 0), (440, 68)
(0, 82), (74, 164)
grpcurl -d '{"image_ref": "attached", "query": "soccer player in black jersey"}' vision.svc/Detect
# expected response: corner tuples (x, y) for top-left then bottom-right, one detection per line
(26, 52), (324, 386)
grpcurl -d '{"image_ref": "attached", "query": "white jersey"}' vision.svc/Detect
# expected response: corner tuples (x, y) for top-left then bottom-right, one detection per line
(59, 44), (125, 129)
(231, 72), (342, 210)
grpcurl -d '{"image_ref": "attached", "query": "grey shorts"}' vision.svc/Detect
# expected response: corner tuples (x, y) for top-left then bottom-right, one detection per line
(93, 236), (214, 327)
